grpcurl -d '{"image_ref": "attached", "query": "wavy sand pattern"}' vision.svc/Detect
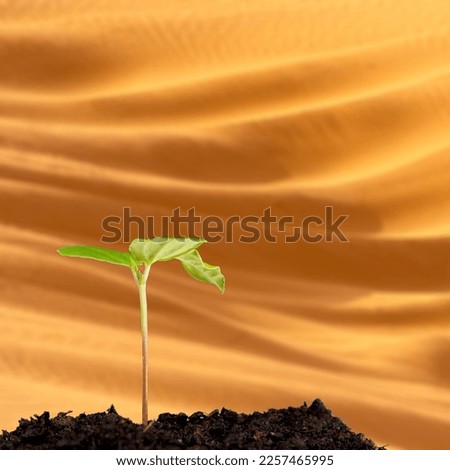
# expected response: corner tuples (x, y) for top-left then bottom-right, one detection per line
(1, 0), (449, 449)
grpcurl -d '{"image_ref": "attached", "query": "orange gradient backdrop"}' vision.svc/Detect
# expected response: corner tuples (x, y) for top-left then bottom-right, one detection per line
(1, 0), (449, 449)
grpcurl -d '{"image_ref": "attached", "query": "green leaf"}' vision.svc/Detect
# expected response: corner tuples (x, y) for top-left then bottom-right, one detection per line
(176, 249), (225, 293)
(129, 237), (205, 265)
(57, 245), (134, 267)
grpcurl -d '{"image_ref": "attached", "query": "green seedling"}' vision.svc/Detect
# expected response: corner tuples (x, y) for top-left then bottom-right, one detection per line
(57, 237), (225, 424)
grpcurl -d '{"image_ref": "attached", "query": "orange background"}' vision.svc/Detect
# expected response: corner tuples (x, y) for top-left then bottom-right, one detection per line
(1, 0), (449, 449)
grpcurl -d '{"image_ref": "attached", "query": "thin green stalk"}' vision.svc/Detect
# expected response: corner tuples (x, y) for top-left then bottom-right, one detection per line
(136, 265), (151, 425)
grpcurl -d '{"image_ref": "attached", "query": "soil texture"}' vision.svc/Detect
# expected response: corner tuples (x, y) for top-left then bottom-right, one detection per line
(0, 399), (381, 450)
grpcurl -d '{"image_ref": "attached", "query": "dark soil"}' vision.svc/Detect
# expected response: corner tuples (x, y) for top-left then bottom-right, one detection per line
(0, 399), (381, 450)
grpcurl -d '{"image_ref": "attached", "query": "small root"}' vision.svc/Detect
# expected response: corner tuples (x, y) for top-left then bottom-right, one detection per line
(143, 420), (155, 433)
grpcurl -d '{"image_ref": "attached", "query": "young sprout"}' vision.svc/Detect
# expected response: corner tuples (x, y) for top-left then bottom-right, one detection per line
(57, 237), (225, 425)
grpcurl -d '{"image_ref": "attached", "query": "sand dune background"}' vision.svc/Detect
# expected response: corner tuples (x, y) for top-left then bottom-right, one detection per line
(1, 0), (449, 449)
